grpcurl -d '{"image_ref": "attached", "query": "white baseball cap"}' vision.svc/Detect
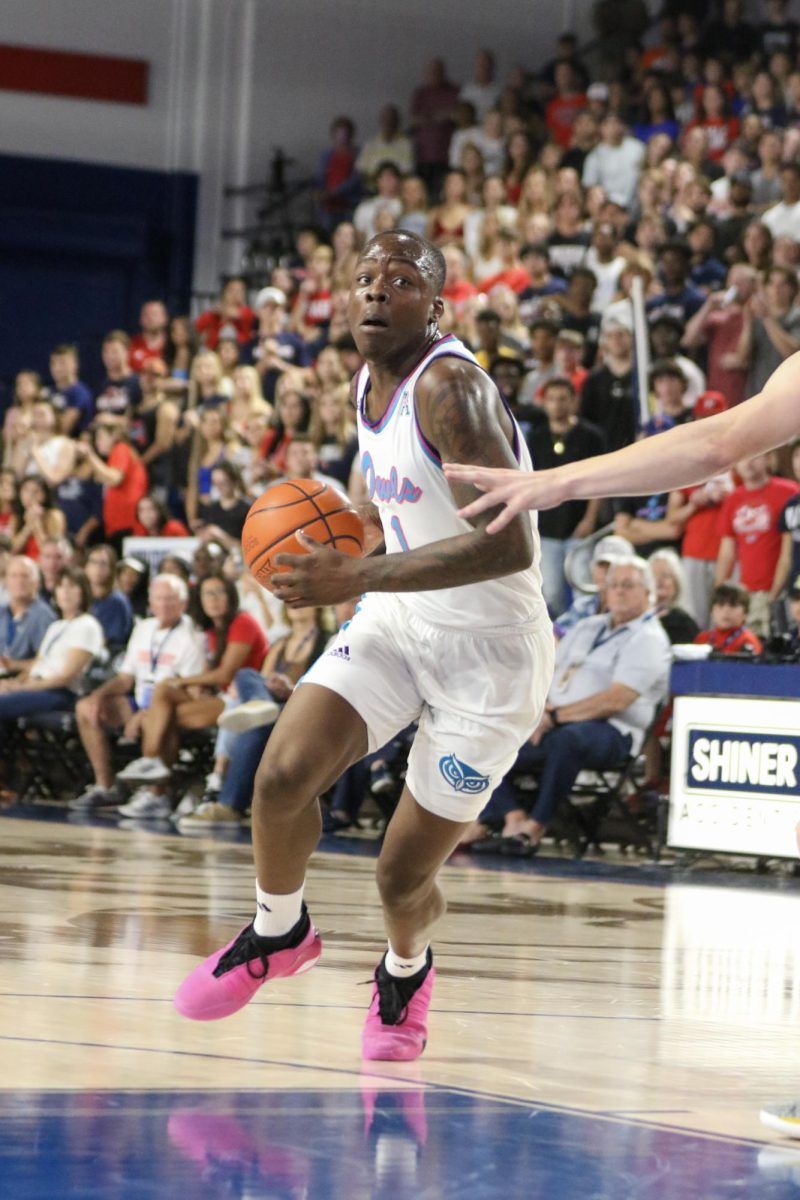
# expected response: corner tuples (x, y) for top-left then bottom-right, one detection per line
(255, 286), (287, 308)
(592, 535), (633, 564)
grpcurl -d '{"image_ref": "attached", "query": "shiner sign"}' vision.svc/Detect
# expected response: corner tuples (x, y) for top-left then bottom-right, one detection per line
(669, 696), (800, 858)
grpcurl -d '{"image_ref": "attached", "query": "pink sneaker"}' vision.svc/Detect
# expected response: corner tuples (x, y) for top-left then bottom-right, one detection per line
(361, 952), (435, 1061)
(174, 911), (321, 1021)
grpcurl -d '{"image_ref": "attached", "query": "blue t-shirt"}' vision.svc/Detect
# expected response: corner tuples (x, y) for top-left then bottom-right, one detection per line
(56, 476), (103, 538)
(632, 119), (680, 144)
(690, 258), (727, 293)
(50, 381), (95, 432)
(91, 590), (133, 651)
(0, 597), (57, 659)
(646, 285), (705, 326)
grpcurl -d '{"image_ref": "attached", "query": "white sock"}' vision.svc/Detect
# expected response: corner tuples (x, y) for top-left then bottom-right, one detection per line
(253, 881), (304, 938)
(384, 943), (429, 978)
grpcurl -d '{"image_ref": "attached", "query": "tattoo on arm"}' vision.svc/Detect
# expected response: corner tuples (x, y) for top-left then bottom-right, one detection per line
(361, 360), (533, 593)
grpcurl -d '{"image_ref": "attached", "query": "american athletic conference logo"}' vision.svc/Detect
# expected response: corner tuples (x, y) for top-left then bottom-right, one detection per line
(438, 753), (490, 794)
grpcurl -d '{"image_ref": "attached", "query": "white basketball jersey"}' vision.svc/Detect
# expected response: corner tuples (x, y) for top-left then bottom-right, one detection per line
(355, 333), (547, 630)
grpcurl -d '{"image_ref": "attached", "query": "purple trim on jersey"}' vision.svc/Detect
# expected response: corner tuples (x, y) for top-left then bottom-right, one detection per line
(413, 410), (443, 468)
(410, 347), (516, 470)
(358, 334), (457, 434)
(497, 393), (522, 464)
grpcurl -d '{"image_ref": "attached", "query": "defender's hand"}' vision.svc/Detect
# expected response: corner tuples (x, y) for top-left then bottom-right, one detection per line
(272, 531), (365, 606)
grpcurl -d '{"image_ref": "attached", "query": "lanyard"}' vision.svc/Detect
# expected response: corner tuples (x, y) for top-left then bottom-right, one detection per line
(716, 626), (744, 651)
(150, 622), (179, 674)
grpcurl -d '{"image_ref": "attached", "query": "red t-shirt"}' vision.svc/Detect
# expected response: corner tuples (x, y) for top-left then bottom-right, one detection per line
(476, 266), (533, 295)
(695, 627), (763, 655)
(717, 477), (799, 590)
(206, 611), (268, 673)
(103, 442), (149, 536)
(681, 487), (726, 560)
(442, 279), (478, 315)
(545, 94), (587, 148)
(129, 334), (166, 373)
(686, 116), (740, 162)
(131, 517), (191, 538)
(195, 307), (256, 349)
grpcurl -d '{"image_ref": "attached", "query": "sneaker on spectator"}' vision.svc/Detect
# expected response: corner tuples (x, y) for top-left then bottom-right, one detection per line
(217, 699), (280, 734)
(370, 764), (394, 795)
(178, 801), (242, 831)
(116, 756), (172, 783)
(68, 785), (118, 812)
(117, 788), (172, 818)
(172, 793), (199, 821)
(205, 771), (223, 793)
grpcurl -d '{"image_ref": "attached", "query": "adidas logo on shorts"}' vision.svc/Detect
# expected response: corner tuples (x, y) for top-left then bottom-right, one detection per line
(329, 644), (351, 661)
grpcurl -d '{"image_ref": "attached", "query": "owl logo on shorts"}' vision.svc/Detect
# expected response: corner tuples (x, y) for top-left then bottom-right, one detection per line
(438, 753), (490, 794)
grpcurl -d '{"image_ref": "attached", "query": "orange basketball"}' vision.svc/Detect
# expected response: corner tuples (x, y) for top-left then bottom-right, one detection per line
(241, 478), (364, 591)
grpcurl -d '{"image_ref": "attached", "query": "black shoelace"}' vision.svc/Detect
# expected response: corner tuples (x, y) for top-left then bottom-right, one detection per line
(374, 954), (431, 1026)
(213, 908), (310, 980)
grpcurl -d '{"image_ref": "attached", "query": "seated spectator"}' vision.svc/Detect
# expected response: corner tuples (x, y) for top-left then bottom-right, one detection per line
(177, 604), (328, 828)
(11, 398), (76, 487)
(582, 112), (645, 207)
(441, 245), (478, 317)
(687, 84), (740, 163)
(227, 366), (272, 440)
(49, 343), (94, 436)
(488, 284), (531, 354)
(195, 462), (251, 549)
(0, 470), (16, 535)
(649, 548), (700, 643)
(308, 388), (359, 487)
(185, 406), (241, 526)
(397, 174), (430, 239)
(75, 416), (148, 549)
(750, 129), (785, 211)
(70, 573), (206, 811)
(762, 162), (800, 240)
(85, 544), (133, 653)
(260, 385), (311, 479)
(687, 218), (727, 293)
(463, 175), (517, 261)
(0, 567), (104, 724)
(330, 220), (360, 291)
(95, 331), (141, 418)
(466, 556), (671, 854)
(632, 80), (680, 145)
(218, 332), (241, 387)
(715, 452), (798, 637)
(9, 476), (66, 559)
(115, 573), (268, 813)
(552, 533), (633, 639)
(553, 330), (589, 396)
(195, 278), (255, 351)
(0, 555), (56, 674)
(249, 287), (309, 405)
(38, 536), (72, 604)
(132, 495), (190, 539)
(489, 357), (543, 435)
(528, 377), (604, 615)
(477, 229), (532, 294)
(695, 584), (763, 655)
(276, 435), (344, 496)
(545, 61), (587, 150)
(426, 169), (472, 247)
(353, 162), (403, 240)
(188, 349), (230, 411)
(116, 556), (149, 618)
(355, 104), (414, 179)
(129, 300), (169, 373)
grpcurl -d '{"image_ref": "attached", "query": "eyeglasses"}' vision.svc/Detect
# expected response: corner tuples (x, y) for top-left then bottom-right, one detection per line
(201, 587), (228, 598)
(607, 579), (646, 591)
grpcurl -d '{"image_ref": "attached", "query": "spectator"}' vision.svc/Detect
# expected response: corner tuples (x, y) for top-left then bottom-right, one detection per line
(308, 387), (358, 486)
(353, 162), (404, 240)
(548, 192), (591, 275)
(733, 268), (800, 395)
(646, 240), (706, 325)
(426, 169), (471, 247)
(760, 0), (799, 58)
(185, 407), (240, 526)
(477, 230), (532, 294)
(0, 535), (10, 607)
(115, 572), (268, 815)
(553, 330), (589, 395)
(227, 366), (272, 441)
(584, 222), (626, 312)
(11, 398), (76, 487)
(9, 476), (67, 559)
(467, 556), (670, 855)
(314, 116), (361, 230)
(132, 495), (190, 539)
(545, 61), (587, 150)
(504, 130), (536, 205)
(580, 314), (637, 451)
(0, 471), (16, 535)
(447, 100), (480, 173)
(762, 162), (800, 240)
(85, 544), (133, 652)
(470, 110), (506, 177)
(0, 566), (104, 724)
(686, 218), (727, 293)
(459, 48), (501, 120)
(649, 547), (700, 643)
(744, 70), (788, 129)
(517, 244), (567, 325)
(649, 315), (706, 408)
(715, 452), (798, 636)
(165, 314), (197, 385)
(95, 332), (141, 418)
(355, 104), (413, 179)
(695, 584), (763, 655)
(37, 536), (71, 604)
(0, 555), (56, 674)
(441, 245), (478, 317)
(196, 278), (255, 351)
(682, 263), (758, 407)
(250, 287), (309, 405)
(774, 439), (800, 602)
(633, 80), (680, 145)
(129, 300), (169, 373)
(188, 349), (231, 412)
(527, 377), (605, 614)
(70, 573), (206, 811)
(397, 174), (430, 238)
(557, 268), (601, 364)
(649, 359), (694, 428)
(195, 462), (251, 550)
(463, 175), (517, 260)
(2, 371), (45, 469)
(55, 449), (103, 550)
(751, 129), (785, 211)
(49, 344), (94, 436)
(178, 604), (327, 829)
(582, 113), (645, 207)
(409, 58), (460, 191)
(687, 84), (740, 163)
(700, 0), (756, 65)
(473, 309), (518, 372)
(129, 358), (181, 504)
(292, 246), (335, 345)
(116, 556), (149, 618)
(260, 385), (311, 478)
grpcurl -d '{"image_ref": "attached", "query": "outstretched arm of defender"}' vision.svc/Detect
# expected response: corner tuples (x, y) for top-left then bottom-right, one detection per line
(443, 350), (800, 534)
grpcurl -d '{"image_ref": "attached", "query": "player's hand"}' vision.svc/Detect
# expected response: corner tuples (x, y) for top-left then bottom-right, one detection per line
(271, 531), (365, 605)
(442, 463), (571, 534)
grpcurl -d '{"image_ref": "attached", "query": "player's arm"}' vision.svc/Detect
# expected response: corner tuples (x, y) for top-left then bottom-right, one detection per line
(443, 350), (800, 533)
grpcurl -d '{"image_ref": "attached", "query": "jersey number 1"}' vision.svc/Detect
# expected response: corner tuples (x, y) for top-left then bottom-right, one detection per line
(390, 515), (410, 552)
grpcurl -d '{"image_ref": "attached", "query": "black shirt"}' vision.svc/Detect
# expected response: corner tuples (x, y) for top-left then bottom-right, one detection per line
(660, 606), (700, 645)
(527, 418), (606, 540)
(617, 491), (679, 558)
(199, 497), (251, 540)
(580, 365), (636, 452)
(95, 374), (141, 417)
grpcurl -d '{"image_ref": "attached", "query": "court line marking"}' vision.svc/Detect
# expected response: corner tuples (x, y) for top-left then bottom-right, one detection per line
(0, 1032), (773, 1151)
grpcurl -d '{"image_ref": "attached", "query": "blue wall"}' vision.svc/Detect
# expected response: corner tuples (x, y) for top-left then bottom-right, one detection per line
(0, 153), (197, 392)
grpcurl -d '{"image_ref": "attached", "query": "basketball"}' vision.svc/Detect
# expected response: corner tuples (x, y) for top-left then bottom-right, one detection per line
(241, 477), (365, 590)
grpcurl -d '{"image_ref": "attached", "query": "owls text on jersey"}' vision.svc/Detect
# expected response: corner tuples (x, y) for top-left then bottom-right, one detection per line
(354, 333), (547, 631)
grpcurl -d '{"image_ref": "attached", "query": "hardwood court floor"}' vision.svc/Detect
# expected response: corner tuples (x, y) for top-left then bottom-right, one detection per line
(1, 810), (799, 1198)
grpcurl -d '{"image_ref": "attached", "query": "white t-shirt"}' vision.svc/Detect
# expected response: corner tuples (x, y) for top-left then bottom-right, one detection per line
(119, 615), (207, 707)
(31, 612), (105, 692)
(762, 199), (800, 239)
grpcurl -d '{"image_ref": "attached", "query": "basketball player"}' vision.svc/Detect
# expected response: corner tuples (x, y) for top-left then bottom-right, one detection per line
(175, 231), (553, 1060)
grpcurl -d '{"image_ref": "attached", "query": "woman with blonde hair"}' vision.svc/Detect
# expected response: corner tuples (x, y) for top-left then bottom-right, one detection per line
(487, 284), (530, 353)
(185, 406), (241, 526)
(426, 169), (472, 247)
(188, 349), (230, 410)
(228, 365), (272, 438)
(331, 221), (361, 292)
(309, 383), (358, 486)
(515, 166), (555, 231)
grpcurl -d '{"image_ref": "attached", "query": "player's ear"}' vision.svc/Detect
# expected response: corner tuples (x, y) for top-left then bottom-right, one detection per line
(430, 297), (445, 324)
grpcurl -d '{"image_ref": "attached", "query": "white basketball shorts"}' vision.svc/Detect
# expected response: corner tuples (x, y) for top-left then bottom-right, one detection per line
(301, 591), (554, 823)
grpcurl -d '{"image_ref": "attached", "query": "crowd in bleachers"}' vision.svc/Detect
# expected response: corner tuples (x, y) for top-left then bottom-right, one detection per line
(2, 0), (800, 845)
